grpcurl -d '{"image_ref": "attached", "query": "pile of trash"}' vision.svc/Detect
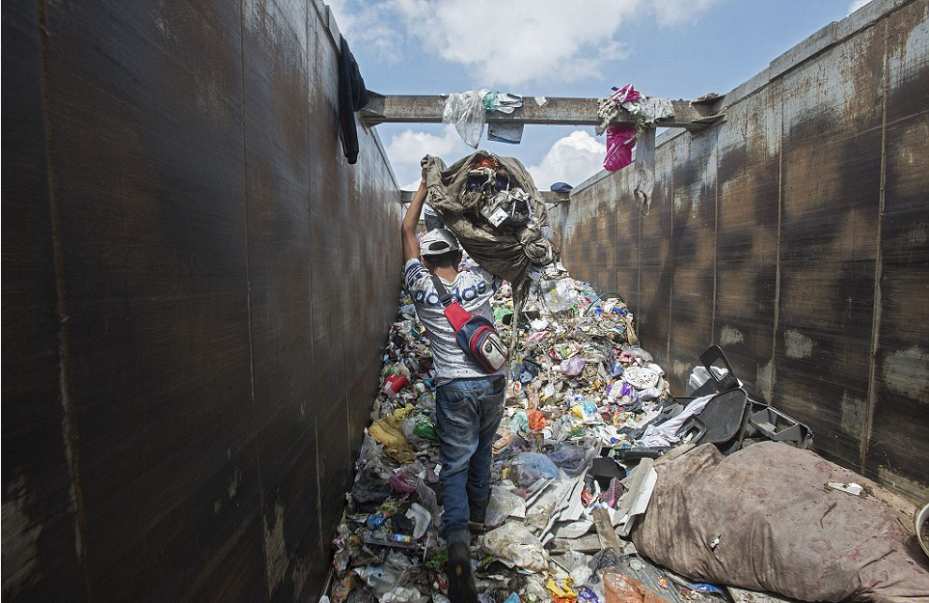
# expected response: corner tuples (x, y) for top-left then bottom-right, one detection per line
(328, 265), (929, 603)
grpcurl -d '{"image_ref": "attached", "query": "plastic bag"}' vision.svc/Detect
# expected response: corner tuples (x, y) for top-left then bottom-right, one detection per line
(527, 409), (547, 431)
(369, 416), (416, 464)
(622, 345), (653, 364)
(413, 419), (438, 441)
(560, 355), (586, 376)
(381, 588), (428, 603)
(356, 432), (383, 470)
(604, 125), (636, 172)
(636, 384), (663, 402)
(351, 471), (392, 508)
(622, 367), (659, 390)
(602, 570), (671, 603)
(638, 394), (713, 448)
(405, 502), (431, 539)
(485, 486), (528, 526)
(543, 278), (580, 313)
(442, 90), (487, 148)
(510, 452), (559, 486)
(548, 441), (598, 476)
(510, 409), (530, 433)
(608, 380), (639, 407)
(415, 478), (442, 528)
(482, 522), (548, 571)
(389, 470), (417, 495)
(400, 415), (438, 448)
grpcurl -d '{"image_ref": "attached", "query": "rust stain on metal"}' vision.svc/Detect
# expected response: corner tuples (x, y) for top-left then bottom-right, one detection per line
(263, 499), (288, 597)
(881, 346), (929, 400)
(558, 2), (929, 500)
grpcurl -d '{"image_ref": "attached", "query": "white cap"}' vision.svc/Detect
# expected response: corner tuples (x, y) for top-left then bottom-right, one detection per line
(420, 228), (461, 256)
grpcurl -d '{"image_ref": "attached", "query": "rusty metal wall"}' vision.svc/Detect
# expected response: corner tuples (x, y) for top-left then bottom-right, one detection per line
(552, 0), (929, 502)
(1, 0), (401, 601)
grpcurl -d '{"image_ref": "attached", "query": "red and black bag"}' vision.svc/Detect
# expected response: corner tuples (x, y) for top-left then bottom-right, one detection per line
(430, 274), (508, 373)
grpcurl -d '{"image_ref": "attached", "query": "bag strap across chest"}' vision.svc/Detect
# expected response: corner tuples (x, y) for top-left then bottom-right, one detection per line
(430, 273), (472, 330)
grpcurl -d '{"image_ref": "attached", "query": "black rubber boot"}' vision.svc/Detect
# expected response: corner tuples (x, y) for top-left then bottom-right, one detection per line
(468, 520), (491, 534)
(469, 497), (488, 525)
(446, 535), (477, 603)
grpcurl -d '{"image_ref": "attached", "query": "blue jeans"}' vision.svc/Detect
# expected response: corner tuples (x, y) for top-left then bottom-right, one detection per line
(435, 375), (505, 541)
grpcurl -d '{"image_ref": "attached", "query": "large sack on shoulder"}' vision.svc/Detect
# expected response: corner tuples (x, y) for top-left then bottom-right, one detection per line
(632, 442), (929, 602)
(423, 151), (558, 305)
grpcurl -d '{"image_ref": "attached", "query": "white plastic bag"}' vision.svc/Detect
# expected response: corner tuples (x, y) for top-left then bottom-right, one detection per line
(442, 90), (487, 148)
(484, 486), (527, 527)
(482, 523), (548, 571)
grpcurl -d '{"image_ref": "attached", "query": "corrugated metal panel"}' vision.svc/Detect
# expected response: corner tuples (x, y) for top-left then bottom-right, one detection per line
(866, 0), (929, 502)
(636, 147), (674, 366)
(776, 8), (884, 474)
(715, 81), (782, 400)
(556, 0), (929, 501)
(40, 0), (265, 600)
(1, 1), (87, 601)
(1, 0), (402, 600)
(667, 131), (718, 390)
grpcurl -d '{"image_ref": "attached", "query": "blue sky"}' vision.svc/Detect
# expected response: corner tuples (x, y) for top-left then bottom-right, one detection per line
(327, 0), (874, 190)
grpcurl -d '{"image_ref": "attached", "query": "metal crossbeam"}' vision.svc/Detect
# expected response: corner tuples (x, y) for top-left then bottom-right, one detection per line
(361, 92), (724, 131)
(400, 189), (570, 204)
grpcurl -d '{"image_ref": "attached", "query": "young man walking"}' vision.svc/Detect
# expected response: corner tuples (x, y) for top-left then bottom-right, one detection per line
(401, 173), (506, 603)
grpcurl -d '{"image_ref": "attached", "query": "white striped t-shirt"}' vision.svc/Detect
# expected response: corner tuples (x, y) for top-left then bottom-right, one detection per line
(404, 258), (505, 384)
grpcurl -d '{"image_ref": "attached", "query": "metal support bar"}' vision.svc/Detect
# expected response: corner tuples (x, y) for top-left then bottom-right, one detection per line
(362, 92), (724, 132)
(400, 189), (569, 205)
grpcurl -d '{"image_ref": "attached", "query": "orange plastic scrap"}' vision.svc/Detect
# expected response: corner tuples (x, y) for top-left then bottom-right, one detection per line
(493, 432), (513, 455)
(472, 156), (501, 170)
(602, 570), (672, 603)
(528, 409), (547, 431)
(545, 577), (578, 603)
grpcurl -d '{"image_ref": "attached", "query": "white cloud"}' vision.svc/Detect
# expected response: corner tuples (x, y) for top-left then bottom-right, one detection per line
(651, 0), (723, 27)
(386, 125), (473, 189)
(847, 0), (872, 15)
(526, 130), (606, 191)
(387, 127), (607, 193)
(330, 0), (722, 88)
(394, 0), (641, 87)
(326, 0), (406, 63)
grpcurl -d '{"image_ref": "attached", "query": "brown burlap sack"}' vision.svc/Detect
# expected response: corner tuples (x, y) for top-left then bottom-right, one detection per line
(632, 442), (929, 602)
(423, 151), (558, 307)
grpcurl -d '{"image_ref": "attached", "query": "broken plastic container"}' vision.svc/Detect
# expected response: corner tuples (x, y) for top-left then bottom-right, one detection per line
(354, 565), (403, 598)
(383, 374), (409, 395)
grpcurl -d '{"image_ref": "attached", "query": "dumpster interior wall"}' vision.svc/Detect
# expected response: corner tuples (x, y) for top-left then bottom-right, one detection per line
(2, 1), (401, 602)
(548, 0), (929, 503)
(3, 0), (929, 602)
